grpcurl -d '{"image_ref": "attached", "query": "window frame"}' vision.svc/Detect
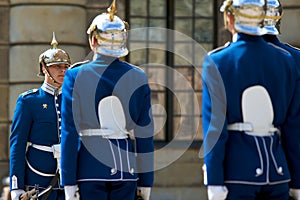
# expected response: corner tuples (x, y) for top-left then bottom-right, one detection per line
(125, 0), (218, 148)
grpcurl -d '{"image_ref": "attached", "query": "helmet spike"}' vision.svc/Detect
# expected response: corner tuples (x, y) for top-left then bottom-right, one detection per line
(51, 32), (58, 49)
(107, 0), (117, 22)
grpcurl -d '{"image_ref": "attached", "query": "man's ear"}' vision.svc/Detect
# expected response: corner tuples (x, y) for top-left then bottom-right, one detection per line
(224, 11), (236, 34)
(89, 35), (99, 51)
(227, 12), (235, 25)
(42, 65), (47, 74)
(91, 36), (98, 47)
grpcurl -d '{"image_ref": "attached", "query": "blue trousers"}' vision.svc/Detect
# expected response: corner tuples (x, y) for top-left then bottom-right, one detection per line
(78, 181), (137, 200)
(226, 182), (289, 200)
(41, 189), (65, 200)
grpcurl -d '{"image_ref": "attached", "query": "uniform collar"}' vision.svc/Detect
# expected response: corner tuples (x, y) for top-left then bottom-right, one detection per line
(94, 53), (118, 63)
(41, 82), (62, 96)
(232, 33), (238, 42)
(263, 35), (280, 44)
(236, 33), (263, 42)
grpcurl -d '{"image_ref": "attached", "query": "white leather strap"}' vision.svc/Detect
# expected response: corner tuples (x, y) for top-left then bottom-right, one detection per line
(79, 129), (128, 139)
(79, 129), (114, 136)
(227, 122), (253, 132)
(29, 143), (53, 152)
(25, 143), (57, 177)
(25, 157), (56, 177)
(227, 122), (278, 136)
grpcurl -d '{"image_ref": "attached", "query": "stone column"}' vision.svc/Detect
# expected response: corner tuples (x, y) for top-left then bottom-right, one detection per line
(0, 0), (10, 190)
(279, 0), (300, 47)
(9, 0), (87, 125)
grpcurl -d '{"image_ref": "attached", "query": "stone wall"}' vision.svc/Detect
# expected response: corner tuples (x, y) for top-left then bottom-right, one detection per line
(0, 0), (10, 189)
(9, 0), (88, 121)
(279, 0), (300, 47)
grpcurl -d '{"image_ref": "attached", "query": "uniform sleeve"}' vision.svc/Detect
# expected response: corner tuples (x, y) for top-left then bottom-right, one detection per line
(10, 96), (33, 190)
(202, 55), (228, 185)
(132, 77), (154, 187)
(61, 69), (80, 186)
(282, 69), (300, 189)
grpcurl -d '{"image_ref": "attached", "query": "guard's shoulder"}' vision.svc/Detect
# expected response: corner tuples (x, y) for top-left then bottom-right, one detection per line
(123, 61), (145, 72)
(268, 42), (290, 55)
(20, 89), (38, 98)
(208, 42), (231, 55)
(284, 43), (300, 51)
(70, 60), (90, 69)
(133, 64), (145, 73)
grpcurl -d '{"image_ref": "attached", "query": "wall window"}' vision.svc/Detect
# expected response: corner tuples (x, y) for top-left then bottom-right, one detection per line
(126, 0), (217, 145)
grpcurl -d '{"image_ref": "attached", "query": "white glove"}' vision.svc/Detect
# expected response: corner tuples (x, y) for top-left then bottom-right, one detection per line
(207, 185), (228, 200)
(290, 189), (300, 200)
(137, 187), (151, 200)
(11, 189), (25, 200)
(64, 185), (80, 200)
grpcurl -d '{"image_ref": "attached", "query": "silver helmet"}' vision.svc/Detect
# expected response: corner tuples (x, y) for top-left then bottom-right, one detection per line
(87, 0), (129, 57)
(220, 0), (268, 36)
(38, 32), (71, 76)
(264, 0), (282, 35)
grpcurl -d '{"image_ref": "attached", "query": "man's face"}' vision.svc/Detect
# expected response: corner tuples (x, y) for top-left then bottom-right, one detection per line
(45, 64), (69, 85)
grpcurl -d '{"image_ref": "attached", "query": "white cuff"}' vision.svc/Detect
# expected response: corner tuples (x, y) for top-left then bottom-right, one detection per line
(290, 189), (300, 200)
(64, 185), (80, 200)
(137, 187), (151, 200)
(11, 189), (25, 200)
(207, 185), (228, 200)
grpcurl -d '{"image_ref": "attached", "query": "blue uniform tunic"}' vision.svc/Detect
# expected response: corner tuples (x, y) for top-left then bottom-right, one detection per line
(263, 35), (300, 189)
(60, 54), (154, 194)
(10, 82), (64, 199)
(202, 33), (300, 188)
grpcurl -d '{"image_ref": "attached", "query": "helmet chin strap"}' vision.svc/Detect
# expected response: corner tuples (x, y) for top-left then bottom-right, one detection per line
(44, 67), (62, 87)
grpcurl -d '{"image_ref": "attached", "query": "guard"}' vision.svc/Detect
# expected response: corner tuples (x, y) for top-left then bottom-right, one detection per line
(10, 33), (71, 200)
(60, 1), (154, 200)
(202, 0), (300, 199)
